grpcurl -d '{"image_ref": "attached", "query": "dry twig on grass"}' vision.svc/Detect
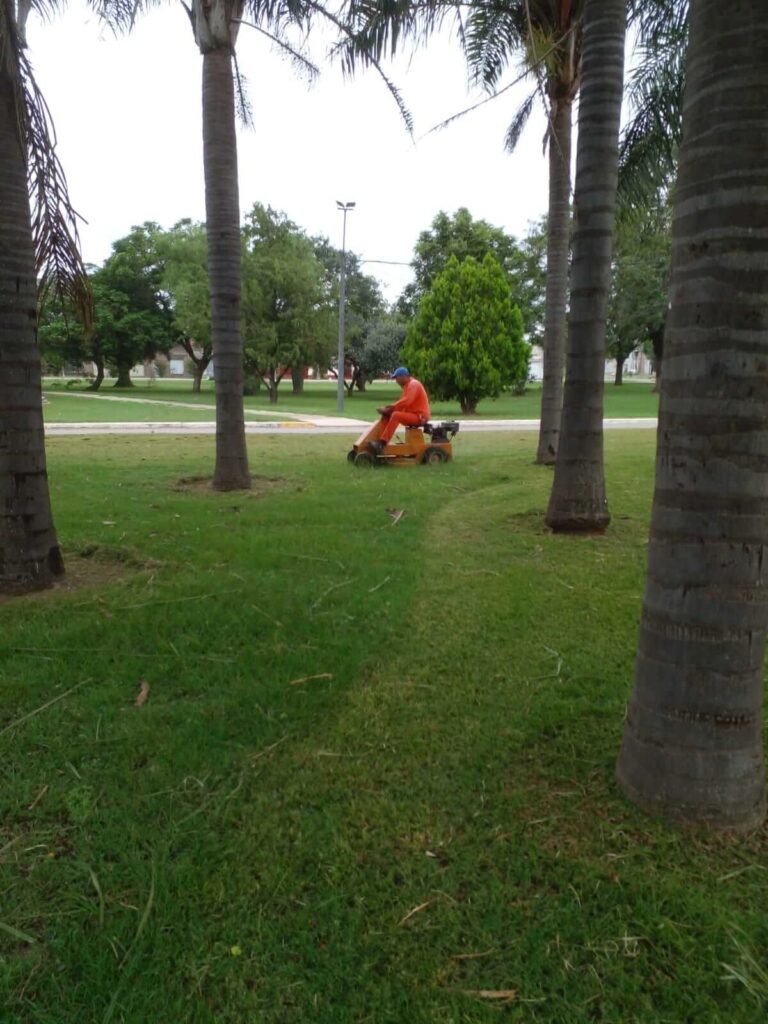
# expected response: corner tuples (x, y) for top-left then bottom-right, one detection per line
(288, 672), (333, 687)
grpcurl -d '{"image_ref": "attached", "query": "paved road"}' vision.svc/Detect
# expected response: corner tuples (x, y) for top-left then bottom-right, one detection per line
(45, 417), (658, 436)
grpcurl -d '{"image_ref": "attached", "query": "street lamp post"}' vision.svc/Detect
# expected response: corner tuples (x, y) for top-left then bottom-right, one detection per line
(336, 200), (355, 413)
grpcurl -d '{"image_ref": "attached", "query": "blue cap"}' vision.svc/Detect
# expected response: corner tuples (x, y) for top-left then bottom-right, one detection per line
(391, 367), (409, 378)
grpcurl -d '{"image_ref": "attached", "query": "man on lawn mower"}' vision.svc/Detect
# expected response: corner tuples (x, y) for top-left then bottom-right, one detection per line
(369, 367), (431, 453)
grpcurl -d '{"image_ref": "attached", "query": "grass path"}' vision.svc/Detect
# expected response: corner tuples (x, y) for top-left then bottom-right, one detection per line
(45, 389), (309, 421)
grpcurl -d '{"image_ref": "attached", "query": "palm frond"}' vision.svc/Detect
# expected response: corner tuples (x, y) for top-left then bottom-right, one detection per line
(334, 0), (459, 70)
(313, 0), (435, 136)
(464, 4), (525, 91)
(232, 52), (255, 128)
(89, 0), (159, 34)
(13, 30), (92, 324)
(504, 88), (536, 153)
(420, 67), (530, 139)
(628, 0), (688, 40)
(618, 2), (687, 212)
(237, 17), (319, 80)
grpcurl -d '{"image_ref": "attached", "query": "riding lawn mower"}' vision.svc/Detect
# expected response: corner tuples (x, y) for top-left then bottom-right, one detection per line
(347, 419), (460, 467)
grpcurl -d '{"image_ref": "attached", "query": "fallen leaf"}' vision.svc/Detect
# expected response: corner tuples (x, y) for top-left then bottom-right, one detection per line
(135, 680), (150, 707)
(462, 989), (517, 1002)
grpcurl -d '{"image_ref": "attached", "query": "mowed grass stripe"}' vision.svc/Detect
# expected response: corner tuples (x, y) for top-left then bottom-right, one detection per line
(0, 431), (764, 1023)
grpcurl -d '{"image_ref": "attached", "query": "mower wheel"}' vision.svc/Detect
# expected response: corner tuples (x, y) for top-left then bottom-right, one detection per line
(347, 448), (357, 463)
(354, 451), (376, 469)
(423, 446), (448, 466)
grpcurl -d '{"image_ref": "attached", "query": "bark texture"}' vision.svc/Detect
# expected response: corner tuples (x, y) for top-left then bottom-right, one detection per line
(0, 69), (63, 592)
(536, 93), (572, 465)
(617, 0), (768, 830)
(202, 46), (250, 490)
(545, 0), (626, 531)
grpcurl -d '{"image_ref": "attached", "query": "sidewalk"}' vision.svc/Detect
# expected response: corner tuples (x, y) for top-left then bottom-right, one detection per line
(45, 417), (658, 437)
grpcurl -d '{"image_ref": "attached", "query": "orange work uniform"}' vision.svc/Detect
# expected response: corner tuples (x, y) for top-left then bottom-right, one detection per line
(379, 378), (431, 443)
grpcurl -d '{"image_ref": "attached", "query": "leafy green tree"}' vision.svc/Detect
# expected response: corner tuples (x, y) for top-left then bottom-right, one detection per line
(516, 218), (548, 347)
(399, 210), (540, 341)
(312, 236), (386, 392)
(38, 298), (89, 376)
(607, 206), (671, 385)
(157, 220), (212, 392)
(93, 226), (176, 388)
(242, 204), (328, 404)
(350, 313), (407, 387)
(403, 254), (529, 415)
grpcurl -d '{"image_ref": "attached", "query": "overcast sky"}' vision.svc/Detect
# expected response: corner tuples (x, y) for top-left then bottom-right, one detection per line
(27, 3), (555, 302)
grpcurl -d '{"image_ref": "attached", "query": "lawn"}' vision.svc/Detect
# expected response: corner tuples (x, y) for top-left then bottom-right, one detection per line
(1, 430), (765, 1023)
(41, 378), (661, 423)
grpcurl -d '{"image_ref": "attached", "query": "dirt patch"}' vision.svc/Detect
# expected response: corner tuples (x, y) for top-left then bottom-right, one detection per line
(173, 474), (291, 496)
(0, 545), (161, 606)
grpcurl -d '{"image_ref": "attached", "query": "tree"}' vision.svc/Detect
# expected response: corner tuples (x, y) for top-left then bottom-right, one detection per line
(313, 236), (386, 393)
(95, 226), (176, 387)
(342, 2), (582, 460)
(38, 296), (91, 376)
(399, 209), (541, 342)
(545, 0), (627, 534)
(607, 203), (671, 385)
(157, 220), (212, 392)
(616, 0), (768, 831)
(617, 0), (688, 215)
(242, 203), (327, 404)
(99, 2), (325, 488)
(1, 2), (89, 593)
(350, 313), (406, 386)
(403, 254), (528, 415)
(193, 2), (252, 487)
(462, 0), (583, 463)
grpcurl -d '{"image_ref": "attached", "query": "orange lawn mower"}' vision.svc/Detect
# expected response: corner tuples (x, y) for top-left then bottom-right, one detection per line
(347, 418), (460, 468)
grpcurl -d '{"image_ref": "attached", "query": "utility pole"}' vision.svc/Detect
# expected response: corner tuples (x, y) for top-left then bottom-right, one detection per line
(336, 201), (355, 413)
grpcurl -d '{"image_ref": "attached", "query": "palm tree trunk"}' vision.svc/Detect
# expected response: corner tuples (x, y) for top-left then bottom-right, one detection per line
(0, 69), (64, 593)
(202, 47), (250, 491)
(536, 93), (572, 465)
(545, 0), (626, 532)
(616, 0), (768, 831)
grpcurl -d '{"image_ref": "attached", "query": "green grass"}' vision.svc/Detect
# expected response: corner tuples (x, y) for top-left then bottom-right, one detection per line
(2, 430), (764, 1023)
(42, 378), (661, 422)
(43, 392), (219, 422)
